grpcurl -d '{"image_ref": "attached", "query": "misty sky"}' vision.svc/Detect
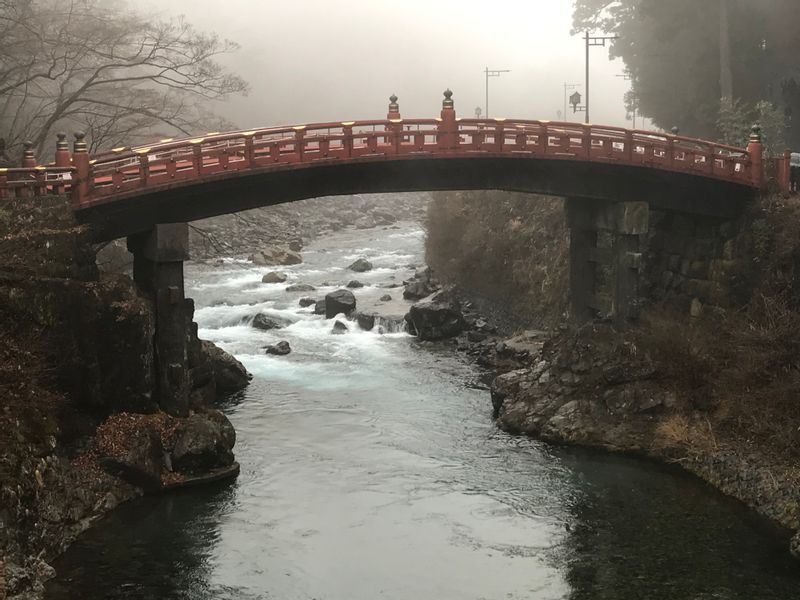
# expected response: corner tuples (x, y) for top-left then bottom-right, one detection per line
(145, 0), (644, 130)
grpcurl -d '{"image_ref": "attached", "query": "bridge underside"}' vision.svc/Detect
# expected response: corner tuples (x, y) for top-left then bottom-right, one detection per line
(75, 156), (755, 242)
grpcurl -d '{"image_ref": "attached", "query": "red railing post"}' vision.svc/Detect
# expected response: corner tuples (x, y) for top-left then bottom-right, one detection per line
(746, 124), (764, 188)
(53, 132), (70, 195)
(54, 133), (70, 168)
(21, 141), (36, 168)
(581, 124), (592, 159)
(244, 133), (255, 166)
(625, 130), (634, 162)
(192, 143), (203, 176)
(495, 120), (506, 152)
(71, 132), (90, 205)
(342, 122), (354, 158)
(437, 89), (457, 151)
(384, 94), (403, 149)
(294, 126), (306, 161)
(778, 150), (791, 195)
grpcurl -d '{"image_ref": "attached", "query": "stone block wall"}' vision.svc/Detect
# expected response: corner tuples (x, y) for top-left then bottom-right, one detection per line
(642, 210), (745, 313)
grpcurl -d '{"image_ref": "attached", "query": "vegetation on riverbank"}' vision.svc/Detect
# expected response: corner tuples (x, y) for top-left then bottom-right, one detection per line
(425, 191), (569, 328)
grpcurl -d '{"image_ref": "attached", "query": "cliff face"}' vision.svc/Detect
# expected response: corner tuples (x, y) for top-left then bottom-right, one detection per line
(0, 197), (249, 599)
(426, 191), (800, 559)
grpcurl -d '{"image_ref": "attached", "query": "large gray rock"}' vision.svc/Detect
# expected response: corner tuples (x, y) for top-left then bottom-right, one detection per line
(249, 247), (302, 266)
(286, 283), (316, 292)
(791, 531), (800, 561)
(251, 313), (290, 330)
(354, 217), (376, 230)
(355, 312), (376, 331)
(403, 280), (435, 300)
(348, 258), (373, 272)
(490, 369), (528, 418)
(200, 408), (236, 449)
(299, 297), (317, 308)
(171, 413), (235, 474)
(201, 340), (252, 393)
(265, 340), (291, 355)
(262, 271), (287, 283)
(331, 320), (349, 334)
(325, 289), (356, 318)
(404, 289), (466, 341)
(372, 210), (397, 225)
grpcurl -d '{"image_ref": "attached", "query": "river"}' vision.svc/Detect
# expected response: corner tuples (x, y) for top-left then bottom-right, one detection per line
(47, 217), (800, 599)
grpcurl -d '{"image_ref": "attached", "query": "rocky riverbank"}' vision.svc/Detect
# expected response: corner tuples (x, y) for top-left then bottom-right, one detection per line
(420, 190), (800, 561)
(0, 197), (252, 599)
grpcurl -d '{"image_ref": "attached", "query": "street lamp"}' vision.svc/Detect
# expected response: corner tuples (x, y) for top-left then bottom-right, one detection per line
(485, 67), (511, 118)
(563, 83), (581, 122)
(584, 31), (619, 124)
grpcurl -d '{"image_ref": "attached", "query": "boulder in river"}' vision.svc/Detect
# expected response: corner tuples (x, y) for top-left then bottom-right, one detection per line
(372, 210), (397, 225)
(347, 258), (373, 272)
(171, 413), (235, 475)
(355, 312), (376, 331)
(249, 247), (302, 266)
(404, 289), (466, 341)
(346, 280), (364, 288)
(299, 297), (317, 308)
(354, 216), (376, 230)
(325, 289), (356, 318)
(286, 283), (316, 292)
(265, 340), (291, 355)
(379, 294), (392, 302)
(261, 271), (287, 284)
(403, 280), (435, 300)
(251, 313), (290, 331)
(201, 340), (252, 393)
(314, 300), (326, 315)
(331, 320), (349, 334)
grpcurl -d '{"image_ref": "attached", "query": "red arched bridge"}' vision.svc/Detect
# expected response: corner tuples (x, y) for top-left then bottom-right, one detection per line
(0, 90), (790, 241)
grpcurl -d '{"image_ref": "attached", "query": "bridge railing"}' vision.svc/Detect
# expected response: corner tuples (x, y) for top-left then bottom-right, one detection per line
(0, 167), (76, 199)
(0, 92), (786, 207)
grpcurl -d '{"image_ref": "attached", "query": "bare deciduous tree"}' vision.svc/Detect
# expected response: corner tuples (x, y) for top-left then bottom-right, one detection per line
(0, 0), (248, 159)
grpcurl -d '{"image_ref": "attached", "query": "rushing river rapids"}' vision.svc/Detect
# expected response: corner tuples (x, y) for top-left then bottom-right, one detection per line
(47, 220), (800, 599)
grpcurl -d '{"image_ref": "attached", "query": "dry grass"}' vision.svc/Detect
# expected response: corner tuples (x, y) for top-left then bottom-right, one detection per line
(640, 195), (800, 458)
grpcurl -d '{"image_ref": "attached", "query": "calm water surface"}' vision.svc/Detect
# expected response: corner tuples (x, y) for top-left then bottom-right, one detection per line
(47, 218), (800, 599)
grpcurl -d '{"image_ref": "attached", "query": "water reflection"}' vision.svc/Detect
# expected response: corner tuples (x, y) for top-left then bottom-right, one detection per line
(555, 450), (798, 600)
(48, 485), (251, 600)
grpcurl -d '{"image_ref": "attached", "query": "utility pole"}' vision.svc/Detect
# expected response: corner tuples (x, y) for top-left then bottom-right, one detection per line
(485, 67), (511, 118)
(584, 31), (619, 124)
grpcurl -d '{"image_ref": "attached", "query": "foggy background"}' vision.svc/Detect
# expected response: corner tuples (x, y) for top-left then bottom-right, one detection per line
(143, 0), (640, 129)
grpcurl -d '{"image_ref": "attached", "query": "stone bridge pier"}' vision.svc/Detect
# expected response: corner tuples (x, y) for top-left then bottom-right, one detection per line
(127, 223), (191, 416)
(566, 198), (650, 322)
